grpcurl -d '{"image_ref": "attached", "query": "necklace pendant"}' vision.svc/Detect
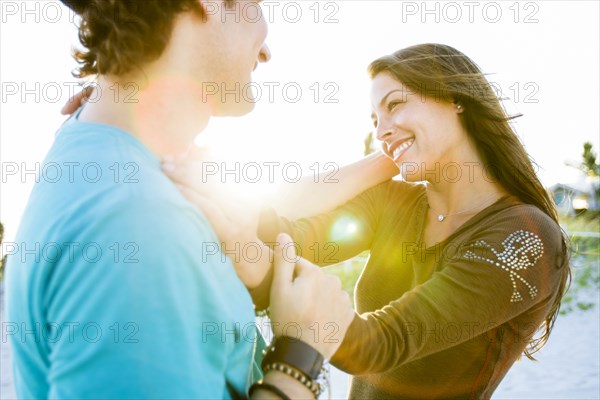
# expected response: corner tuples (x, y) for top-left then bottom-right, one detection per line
(437, 214), (445, 222)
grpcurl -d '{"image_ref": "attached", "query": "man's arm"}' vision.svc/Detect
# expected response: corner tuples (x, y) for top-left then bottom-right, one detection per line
(251, 234), (355, 399)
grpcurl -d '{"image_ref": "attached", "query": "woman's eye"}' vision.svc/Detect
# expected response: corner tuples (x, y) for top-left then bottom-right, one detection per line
(387, 101), (403, 111)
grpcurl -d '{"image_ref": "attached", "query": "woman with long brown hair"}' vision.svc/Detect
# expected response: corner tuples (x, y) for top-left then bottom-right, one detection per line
(164, 43), (571, 398)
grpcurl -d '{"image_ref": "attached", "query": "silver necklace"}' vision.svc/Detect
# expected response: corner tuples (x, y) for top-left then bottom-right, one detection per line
(429, 193), (501, 222)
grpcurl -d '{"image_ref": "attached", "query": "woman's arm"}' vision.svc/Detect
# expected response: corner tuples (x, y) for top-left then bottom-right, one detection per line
(331, 208), (566, 375)
(162, 149), (397, 224)
(163, 158), (390, 288)
(264, 152), (398, 220)
(257, 180), (389, 266)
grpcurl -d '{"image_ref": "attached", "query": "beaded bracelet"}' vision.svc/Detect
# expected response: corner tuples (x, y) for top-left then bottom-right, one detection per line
(263, 362), (321, 398)
(249, 381), (291, 400)
(255, 306), (270, 318)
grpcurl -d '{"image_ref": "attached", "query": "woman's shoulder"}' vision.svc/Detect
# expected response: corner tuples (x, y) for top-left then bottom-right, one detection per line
(454, 198), (568, 309)
(491, 198), (561, 234)
(466, 197), (565, 266)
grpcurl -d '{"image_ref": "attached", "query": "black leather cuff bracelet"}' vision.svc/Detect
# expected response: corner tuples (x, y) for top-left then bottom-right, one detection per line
(261, 336), (324, 381)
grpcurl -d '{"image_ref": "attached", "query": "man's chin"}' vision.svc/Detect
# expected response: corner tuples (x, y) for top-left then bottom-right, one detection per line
(215, 100), (256, 117)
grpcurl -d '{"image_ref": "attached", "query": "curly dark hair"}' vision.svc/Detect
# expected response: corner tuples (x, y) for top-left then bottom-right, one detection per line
(62, 0), (231, 78)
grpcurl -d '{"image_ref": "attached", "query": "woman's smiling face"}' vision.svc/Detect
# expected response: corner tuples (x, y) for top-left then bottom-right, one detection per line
(370, 73), (467, 182)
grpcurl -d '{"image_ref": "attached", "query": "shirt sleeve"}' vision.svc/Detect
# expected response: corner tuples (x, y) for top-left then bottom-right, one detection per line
(257, 181), (394, 266)
(44, 197), (248, 399)
(331, 205), (567, 374)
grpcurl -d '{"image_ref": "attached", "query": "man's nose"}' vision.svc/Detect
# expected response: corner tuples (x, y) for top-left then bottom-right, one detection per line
(259, 43), (271, 63)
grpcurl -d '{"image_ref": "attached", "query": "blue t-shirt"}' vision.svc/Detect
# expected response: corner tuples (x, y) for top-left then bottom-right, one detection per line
(5, 113), (260, 399)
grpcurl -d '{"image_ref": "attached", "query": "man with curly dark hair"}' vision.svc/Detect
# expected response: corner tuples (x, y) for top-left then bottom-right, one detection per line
(5, 1), (354, 399)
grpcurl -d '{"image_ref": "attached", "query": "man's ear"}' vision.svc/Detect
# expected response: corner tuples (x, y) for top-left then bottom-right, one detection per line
(196, 0), (220, 22)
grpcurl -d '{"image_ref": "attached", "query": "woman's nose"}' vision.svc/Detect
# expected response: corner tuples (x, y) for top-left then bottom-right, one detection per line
(375, 123), (394, 141)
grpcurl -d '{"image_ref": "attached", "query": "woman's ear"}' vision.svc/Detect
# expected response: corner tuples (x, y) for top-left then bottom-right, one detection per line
(453, 101), (464, 114)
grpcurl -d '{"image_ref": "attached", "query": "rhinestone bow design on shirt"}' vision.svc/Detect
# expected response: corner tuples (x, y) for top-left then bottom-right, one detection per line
(464, 230), (544, 302)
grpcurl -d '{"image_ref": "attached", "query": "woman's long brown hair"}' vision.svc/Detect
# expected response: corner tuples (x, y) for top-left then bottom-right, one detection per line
(369, 43), (571, 359)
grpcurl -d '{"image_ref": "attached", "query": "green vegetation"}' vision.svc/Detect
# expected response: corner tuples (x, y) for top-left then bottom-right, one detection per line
(578, 141), (600, 178)
(560, 212), (600, 315)
(559, 141), (600, 313)
(364, 132), (377, 157)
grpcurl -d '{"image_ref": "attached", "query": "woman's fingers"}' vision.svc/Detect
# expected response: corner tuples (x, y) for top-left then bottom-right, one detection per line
(162, 158), (201, 188)
(162, 157), (261, 231)
(162, 157), (223, 199)
(379, 141), (391, 159)
(60, 86), (94, 115)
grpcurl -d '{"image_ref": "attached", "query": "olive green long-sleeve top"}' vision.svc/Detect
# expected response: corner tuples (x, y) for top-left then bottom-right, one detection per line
(258, 181), (566, 399)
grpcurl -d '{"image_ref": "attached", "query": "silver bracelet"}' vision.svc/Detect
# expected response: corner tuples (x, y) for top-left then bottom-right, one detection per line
(263, 362), (321, 398)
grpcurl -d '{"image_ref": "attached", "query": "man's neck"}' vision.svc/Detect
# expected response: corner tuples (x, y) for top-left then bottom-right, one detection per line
(78, 74), (211, 157)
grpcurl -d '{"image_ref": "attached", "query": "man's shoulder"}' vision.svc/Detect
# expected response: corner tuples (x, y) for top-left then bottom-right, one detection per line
(21, 137), (213, 249)
(37, 121), (194, 218)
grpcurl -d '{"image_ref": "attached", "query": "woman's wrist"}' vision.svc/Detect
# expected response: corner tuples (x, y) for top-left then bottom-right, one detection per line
(332, 152), (398, 202)
(359, 151), (399, 184)
(232, 241), (273, 289)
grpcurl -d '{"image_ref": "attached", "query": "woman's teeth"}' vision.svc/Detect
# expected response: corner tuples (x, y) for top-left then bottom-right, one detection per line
(393, 139), (414, 159)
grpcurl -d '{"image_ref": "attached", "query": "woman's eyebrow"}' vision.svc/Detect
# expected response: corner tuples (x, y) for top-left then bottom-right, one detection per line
(378, 89), (404, 108)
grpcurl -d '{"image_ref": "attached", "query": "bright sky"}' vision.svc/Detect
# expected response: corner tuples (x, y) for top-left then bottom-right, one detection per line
(1, 0), (599, 242)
